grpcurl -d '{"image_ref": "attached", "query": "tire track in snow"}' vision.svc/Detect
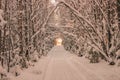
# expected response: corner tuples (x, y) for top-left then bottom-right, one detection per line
(42, 57), (53, 80)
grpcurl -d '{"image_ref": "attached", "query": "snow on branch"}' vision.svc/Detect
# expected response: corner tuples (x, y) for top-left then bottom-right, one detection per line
(59, 1), (103, 41)
(0, 9), (7, 29)
(31, 4), (59, 39)
(31, 0), (99, 40)
(93, 0), (112, 30)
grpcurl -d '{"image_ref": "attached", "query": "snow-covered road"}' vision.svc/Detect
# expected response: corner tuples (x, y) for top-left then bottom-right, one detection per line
(12, 46), (120, 80)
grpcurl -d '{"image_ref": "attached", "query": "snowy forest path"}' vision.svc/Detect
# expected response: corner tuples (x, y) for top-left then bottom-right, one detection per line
(12, 46), (120, 80)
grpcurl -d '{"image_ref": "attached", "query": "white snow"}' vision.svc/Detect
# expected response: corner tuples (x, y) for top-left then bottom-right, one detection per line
(0, 9), (7, 27)
(116, 50), (120, 56)
(10, 46), (120, 80)
(0, 65), (7, 75)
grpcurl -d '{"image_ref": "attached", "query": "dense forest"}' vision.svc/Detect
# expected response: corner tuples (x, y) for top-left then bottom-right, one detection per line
(0, 0), (120, 79)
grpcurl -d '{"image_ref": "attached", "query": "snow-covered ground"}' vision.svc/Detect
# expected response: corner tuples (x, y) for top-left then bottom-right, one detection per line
(11, 46), (120, 80)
